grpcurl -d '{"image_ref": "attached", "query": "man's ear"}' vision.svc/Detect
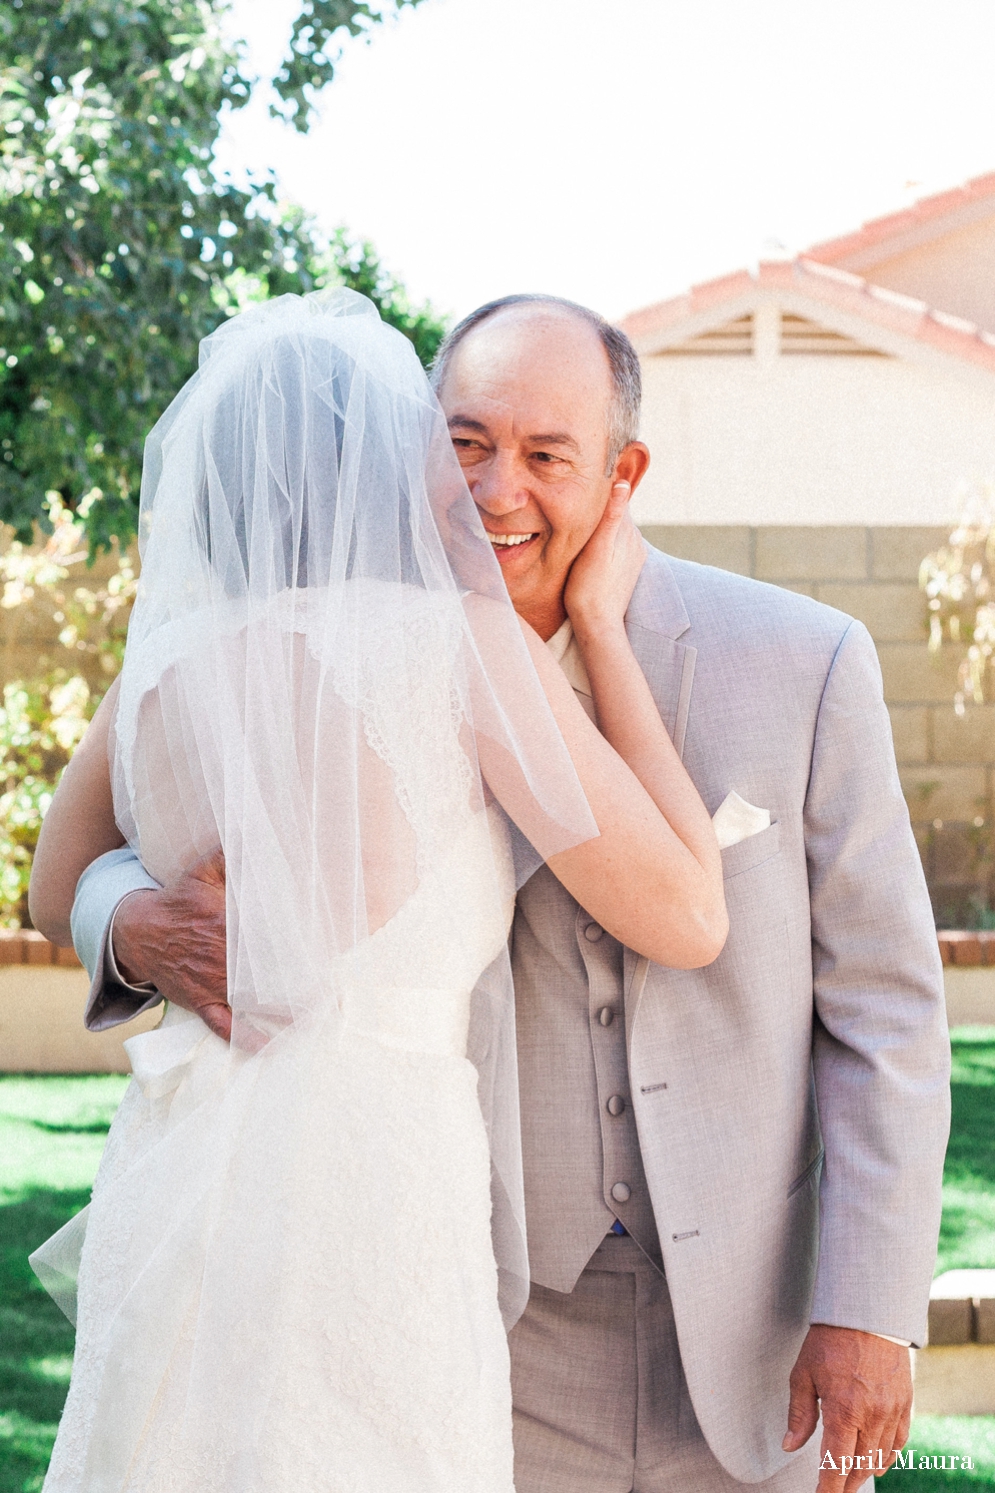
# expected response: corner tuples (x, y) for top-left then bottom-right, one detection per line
(612, 442), (650, 498)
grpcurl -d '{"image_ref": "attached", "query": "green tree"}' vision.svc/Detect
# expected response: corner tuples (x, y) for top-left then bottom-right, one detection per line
(321, 227), (447, 368)
(0, 0), (439, 552)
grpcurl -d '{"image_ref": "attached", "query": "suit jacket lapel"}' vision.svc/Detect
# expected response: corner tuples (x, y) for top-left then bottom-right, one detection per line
(628, 631), (697, 759)
(623, 550), (697, 1009)
(625, 549), (696, 750)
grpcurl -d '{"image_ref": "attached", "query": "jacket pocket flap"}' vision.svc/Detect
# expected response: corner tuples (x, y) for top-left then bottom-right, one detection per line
(720, 820), (781, 880)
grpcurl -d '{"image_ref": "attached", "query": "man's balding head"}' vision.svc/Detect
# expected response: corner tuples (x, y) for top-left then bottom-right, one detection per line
(432, 295), (650, 639)
(432, 295), (641, 474)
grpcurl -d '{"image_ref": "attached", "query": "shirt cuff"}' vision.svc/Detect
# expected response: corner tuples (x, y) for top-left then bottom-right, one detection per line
(812, 1322), (912, 1348)
(105, 897), (159, 995)
(83, 892), (163, 1031)
(73, 846), (164, 1031)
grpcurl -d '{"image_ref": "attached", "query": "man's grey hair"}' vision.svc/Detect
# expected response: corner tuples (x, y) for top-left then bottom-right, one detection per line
(430, 294), (642, 473)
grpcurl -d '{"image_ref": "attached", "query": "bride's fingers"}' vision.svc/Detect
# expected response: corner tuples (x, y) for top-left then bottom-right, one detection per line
(594, 482), (632, 551)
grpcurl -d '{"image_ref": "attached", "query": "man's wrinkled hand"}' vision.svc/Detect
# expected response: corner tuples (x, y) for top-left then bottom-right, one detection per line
(783, 1324), (912, 1491)
(113, 848), (231, 1041)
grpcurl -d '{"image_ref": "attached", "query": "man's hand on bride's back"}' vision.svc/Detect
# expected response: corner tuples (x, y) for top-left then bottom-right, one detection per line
(114, 848), (231, 1041)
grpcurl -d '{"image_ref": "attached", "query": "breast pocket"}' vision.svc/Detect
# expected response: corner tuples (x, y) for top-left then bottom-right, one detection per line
(720, 820), (781, 881)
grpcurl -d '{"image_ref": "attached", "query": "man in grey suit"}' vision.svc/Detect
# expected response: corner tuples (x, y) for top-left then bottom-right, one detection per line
(65, 296), (949, 1492)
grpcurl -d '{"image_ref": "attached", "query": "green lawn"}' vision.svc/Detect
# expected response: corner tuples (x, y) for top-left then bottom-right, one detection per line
(936, 1029), (995, 1277)
(0, 1075), (128, 1492)
(2, 1031), (994, 1491)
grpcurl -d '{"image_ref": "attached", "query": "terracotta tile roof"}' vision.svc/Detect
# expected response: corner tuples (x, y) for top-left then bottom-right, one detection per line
(619, 256), (995, 374)
(804, 172), (995, 268)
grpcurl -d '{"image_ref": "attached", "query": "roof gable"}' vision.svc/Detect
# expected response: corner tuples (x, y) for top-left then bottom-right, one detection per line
(805, 172), (995, 273)
(621, 255), (995, 378)
(804, 174), (995, 333)
(656, 307), (887, 358)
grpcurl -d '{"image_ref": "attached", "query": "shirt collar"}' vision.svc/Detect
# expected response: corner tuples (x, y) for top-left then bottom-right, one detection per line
(545, 618), (592, 697)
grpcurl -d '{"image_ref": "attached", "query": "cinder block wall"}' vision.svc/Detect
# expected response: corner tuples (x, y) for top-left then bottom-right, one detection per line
(641, 525), (993, 926)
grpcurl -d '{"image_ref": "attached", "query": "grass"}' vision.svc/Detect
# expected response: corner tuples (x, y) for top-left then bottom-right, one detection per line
(0, 1075), (128, 1493)
(868, 1029), (995, 1488)
(936, 1029), (995, 1276)
(877, 1419), (995, 1487)
(2, 1031), (994, 1490)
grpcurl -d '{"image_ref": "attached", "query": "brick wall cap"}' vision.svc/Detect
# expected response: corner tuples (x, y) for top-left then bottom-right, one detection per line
(932, 1270), (995, 1301)
(938, 931), (995, 966)
(0, 931), (81, 967)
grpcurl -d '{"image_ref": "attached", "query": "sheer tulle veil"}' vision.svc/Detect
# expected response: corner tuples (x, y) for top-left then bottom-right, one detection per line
(92, 287), (595, 1327)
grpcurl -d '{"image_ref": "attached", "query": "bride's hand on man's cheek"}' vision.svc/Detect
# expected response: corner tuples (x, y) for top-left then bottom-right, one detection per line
(563, 483), (646, 641)
(115, 848), (232, 1041)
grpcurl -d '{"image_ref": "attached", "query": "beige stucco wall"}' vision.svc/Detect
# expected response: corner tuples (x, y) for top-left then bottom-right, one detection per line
(633, 354), (995, 528)
(0, 965), (161, 1073)
(914, 1344), (995, 1415)
(642, 525), (993, 923)
(945, 968), (995, 1027)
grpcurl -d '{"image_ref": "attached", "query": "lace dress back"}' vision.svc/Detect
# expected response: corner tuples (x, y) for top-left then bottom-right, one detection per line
(40, 593), (521, 1493)
(43, 825), (518, 1493)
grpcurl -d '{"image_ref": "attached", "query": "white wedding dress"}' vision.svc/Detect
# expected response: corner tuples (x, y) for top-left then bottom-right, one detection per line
(43, 802), (518, 1493)
(35, 290), (596, 1493)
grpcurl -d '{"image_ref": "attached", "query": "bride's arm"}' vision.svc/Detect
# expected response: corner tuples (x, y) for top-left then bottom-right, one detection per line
(479, 489), (727, 972)
(519, 619), (726, 970)
(30, 677), (125, 945)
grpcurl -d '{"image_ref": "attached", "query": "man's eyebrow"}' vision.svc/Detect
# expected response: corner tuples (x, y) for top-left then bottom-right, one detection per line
(528, 432), (580, 452)
(447, 416), (489, 434)
(446, 416), (579, 453)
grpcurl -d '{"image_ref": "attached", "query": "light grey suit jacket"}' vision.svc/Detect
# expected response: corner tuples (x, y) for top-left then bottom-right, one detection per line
(612, 550), (948, 1480)
(74, 548), (950, 1485)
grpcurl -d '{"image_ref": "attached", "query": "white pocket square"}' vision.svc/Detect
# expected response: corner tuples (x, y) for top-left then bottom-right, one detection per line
(712, 791), (771, 850)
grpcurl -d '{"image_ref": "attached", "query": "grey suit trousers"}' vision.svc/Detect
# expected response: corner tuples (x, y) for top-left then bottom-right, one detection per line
(510, 1236), (822, 1493)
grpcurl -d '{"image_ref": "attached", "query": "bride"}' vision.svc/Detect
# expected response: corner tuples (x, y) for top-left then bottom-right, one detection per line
(29, 289), (726, 1492)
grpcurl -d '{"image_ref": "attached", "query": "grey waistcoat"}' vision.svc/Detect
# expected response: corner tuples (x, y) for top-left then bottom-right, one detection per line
(513, 863), (663, 1293)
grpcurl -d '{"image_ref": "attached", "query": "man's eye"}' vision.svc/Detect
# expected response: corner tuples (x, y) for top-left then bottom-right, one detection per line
(532, 451), (561, 465)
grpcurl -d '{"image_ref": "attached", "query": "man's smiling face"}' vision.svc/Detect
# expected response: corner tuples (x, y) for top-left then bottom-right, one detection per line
(437, 306), (624, 639)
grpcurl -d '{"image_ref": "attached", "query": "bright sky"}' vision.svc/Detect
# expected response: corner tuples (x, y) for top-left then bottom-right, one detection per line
(215, 0), (995, 324)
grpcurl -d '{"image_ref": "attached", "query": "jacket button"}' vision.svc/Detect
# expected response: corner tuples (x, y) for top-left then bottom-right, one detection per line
(607, 1094), (626, 1117)
(598, 1007), (615, 1027)
(584, 922), (604, 942)
(611, 1182), (631, 1203)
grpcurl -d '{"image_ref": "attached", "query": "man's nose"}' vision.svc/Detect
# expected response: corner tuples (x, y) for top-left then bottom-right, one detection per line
(469, 451), (531, 517)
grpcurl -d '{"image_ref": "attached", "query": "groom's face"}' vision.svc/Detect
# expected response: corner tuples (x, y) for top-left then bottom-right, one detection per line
(437, 306), (619, 638)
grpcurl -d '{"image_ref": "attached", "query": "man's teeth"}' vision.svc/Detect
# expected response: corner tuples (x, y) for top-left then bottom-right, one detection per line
(490, 533), (536, 547)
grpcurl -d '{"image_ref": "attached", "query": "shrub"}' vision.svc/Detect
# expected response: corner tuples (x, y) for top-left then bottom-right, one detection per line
(0, 493), (134, 924)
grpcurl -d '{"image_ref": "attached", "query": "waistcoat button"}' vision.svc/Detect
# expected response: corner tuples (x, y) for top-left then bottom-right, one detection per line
(607, 1094), (626, 1117)
(584, 923), (604, 942)
(598, 1007), (615, 1027)
(611, 1181), (631, 1203)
